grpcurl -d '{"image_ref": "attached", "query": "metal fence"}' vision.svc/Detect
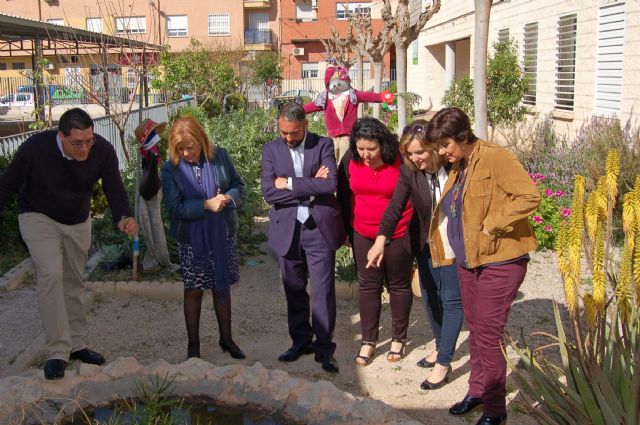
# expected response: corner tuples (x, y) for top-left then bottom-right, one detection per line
(0, 98), (195, 168)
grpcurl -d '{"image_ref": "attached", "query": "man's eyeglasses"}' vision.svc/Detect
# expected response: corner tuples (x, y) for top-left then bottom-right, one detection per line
(68, 137), (95, 149)
(402, 124), (426, 136)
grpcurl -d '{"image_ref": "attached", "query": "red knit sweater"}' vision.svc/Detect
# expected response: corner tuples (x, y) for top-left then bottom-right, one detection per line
(348, 156), (413, 240)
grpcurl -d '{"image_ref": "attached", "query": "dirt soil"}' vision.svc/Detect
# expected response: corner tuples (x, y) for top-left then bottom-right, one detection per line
(0, 235), (567, 424)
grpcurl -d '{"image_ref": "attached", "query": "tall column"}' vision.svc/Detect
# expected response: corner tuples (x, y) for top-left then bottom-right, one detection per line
(445, 41), (456, 90)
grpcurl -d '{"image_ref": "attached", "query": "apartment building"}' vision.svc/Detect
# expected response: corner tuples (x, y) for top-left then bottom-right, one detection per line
(279, 0), (394, 92)
(0, 0), (279, 77)
(407, 0), (640, 136)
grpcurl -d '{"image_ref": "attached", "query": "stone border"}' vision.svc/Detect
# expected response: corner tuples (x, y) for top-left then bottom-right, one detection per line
(0, 358), (422, 425)
(0, 258), (33, 291)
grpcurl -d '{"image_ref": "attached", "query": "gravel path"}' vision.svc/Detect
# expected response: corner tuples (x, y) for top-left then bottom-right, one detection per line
(0, 242), (567, 424)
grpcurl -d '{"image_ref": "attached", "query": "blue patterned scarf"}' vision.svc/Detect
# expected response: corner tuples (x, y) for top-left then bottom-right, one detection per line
(178, 157), (231, 298)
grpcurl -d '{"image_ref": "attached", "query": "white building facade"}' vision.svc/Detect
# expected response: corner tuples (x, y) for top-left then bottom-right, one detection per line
(407, 0), (640, 137)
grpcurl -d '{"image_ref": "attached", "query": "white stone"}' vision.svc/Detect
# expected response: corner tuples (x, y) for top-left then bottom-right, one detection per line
(78, 363), (102, 378)
(102, 357), (142, 378)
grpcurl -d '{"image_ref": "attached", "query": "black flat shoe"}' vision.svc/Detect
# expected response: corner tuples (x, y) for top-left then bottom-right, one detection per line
(219, 340), (246, 360)
(420, 364), (452, 390)
(44, 359), (66, 380)
(278, 344), (313, 362)
(70, 348), (105, 365)
(475, 414), (507, 425)
(449, 395), (483, 416)
(416, 357), (436, 368)
(314, 353), (339, 373)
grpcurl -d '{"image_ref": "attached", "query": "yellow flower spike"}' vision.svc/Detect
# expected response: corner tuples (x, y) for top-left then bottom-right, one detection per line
(556, 222), (569, 279)
(623, 192), (635, 238)
(565, 275), (578, 319)
(616, 243), (633, 323)
(595, 177), (608, 217)
(563, 176), (585, 319)
(592, 224), (605, 314)
(585, 191), (599, 240)
(582, 294), (596, 332)
(634, 232), (640, 305)
(605, 149), (619, 203)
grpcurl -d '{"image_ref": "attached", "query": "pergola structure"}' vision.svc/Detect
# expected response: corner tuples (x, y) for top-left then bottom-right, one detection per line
(0, 13), (163, 119)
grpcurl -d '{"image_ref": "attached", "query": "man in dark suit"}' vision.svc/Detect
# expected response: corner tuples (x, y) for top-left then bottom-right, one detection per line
(261, 102), (345, 373)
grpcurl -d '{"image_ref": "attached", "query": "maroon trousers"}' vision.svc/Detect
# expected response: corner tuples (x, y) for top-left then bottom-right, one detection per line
(458, 260), (527, 417)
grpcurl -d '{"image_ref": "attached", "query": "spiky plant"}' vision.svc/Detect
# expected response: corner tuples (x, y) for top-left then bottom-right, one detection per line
(508, 149), (640, 425)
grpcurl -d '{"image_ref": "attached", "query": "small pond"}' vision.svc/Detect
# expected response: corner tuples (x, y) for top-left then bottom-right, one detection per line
(63, 398), (296, 425)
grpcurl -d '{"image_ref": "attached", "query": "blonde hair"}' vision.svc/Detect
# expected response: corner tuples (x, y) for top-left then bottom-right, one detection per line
(399, 119), (443, 173)
(168, 116), (216, 165)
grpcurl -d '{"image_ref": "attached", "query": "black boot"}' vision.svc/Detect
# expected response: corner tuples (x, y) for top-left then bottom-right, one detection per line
(184, 288), (203, 359)
(213, 290), (245, 360)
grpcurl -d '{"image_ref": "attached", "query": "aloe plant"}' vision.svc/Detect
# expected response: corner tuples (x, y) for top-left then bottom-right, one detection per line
(508, 149), (640, 424)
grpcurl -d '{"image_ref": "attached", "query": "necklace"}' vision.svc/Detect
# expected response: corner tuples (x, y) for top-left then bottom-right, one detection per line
(450, 163), (467, 219)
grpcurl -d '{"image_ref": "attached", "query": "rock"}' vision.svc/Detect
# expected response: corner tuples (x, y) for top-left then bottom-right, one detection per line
(78, 363), (102, 378)
(102, 357), (142, 379)
(175, 357), (213, 381)
(351, 397), (397, 424)
(0, 376), (41, 408)
(143, 358), (177, 378)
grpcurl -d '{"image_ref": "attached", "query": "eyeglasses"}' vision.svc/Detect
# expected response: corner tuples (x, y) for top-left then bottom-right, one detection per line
(68, 137), (95, 149)
(402, 124), (426, 136)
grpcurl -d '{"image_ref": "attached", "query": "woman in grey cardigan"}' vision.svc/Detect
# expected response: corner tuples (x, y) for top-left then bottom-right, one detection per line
(161, 116), (245, 361)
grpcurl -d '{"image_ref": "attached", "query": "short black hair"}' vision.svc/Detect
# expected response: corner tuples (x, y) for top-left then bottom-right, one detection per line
(277, 102), (306, 122)
(58, 108), (93, 135)
(349, 117), (399, 165)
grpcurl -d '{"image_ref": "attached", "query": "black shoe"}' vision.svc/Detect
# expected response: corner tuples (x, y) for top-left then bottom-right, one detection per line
(44, 359), (66, 380)
(475, 414), (507, 425)
(416, 357), (436, 368)
(278, 345), (313, 362)
(187, 343), (200, 359)
(449, 395), (483, 416)
(420, 364), (452, 390)
(219, 340), (246, 360)
(314, 353), (339, 373)
(69, 348), (106, 365)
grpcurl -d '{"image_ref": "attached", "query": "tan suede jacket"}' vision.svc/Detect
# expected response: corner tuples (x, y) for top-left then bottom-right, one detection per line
(428, 140), (540, 269)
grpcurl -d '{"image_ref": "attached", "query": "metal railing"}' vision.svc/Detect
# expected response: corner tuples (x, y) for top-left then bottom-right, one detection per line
(0, 98), (195, 168)
(244, 29), (272, 45)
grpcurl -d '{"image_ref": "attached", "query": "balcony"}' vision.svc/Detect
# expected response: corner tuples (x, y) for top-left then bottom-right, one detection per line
(244, 29), (273, 50)
(243, 0), (272, 8)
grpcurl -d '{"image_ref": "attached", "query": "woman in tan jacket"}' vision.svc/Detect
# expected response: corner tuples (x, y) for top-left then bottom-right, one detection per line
(426, 108), (540, 425)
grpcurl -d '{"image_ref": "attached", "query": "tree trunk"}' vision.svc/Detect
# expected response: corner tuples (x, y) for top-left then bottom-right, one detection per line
(473, 0), (491, 140)
(396, 45), (408, 136)
(356, 54), (364, 118)
(372, 61), (384, 119)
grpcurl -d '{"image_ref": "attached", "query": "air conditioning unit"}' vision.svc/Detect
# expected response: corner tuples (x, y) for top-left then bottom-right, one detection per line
(45, 62), (55, 70)
(311, 0), (318, 9)
(292, 48), (305, 56)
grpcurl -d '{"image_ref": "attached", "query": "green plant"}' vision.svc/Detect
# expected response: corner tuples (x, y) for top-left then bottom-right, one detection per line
(529, 173), (571, 250)
(335, 246), (357, 283)
(0, 155), (29, 274)
(442, 39), (529, 132)
(508, 151), (640, 424)
(251, 51), (282, 87)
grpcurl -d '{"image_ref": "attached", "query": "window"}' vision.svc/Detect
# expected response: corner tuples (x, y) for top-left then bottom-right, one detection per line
(12, 62), (25, 70)
(523, 22), (538, 106)
(208, 13), (230, 36)
(595, 3), (625, 115)
(47, 19), (64, 25)
(411, 40), (419, 65)
(555, 14), (577, 112)
(0, 63), (6, 71)
(498, 28), (509, 44)
(167, 15), (188, 37)
(296, 0), (315, 21)
(115, 16), (146, 34)
(302, 62), (319, 79)
(86, 17), (103, 33)
(349, 62), (371, 80)
(336, 2), (371, 20)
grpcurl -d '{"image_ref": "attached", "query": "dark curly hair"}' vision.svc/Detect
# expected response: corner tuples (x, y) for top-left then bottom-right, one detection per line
(349, 117), (399, 165)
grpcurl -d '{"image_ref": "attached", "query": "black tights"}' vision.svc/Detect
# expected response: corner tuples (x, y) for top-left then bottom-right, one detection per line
(184, 288), (240, 358)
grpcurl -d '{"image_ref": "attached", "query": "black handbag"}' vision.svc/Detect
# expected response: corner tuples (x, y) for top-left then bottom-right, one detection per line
(139, 150), (161, 201)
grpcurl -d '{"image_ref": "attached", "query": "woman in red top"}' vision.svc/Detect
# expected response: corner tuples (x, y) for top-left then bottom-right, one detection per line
(338, 117), (414, 366)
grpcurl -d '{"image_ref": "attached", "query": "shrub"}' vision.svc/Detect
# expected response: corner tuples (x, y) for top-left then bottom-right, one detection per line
(0, 155), (28, 274)
(528, 173), (571, 250)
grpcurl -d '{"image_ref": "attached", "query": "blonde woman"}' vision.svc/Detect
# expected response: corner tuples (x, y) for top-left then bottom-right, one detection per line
(367, 119), (462, 389)
(161, 116), (245, 360)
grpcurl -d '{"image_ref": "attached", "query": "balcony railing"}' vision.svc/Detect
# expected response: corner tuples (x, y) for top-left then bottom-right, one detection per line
(244, 29), (272, 45)
(243, 0), (272, 8)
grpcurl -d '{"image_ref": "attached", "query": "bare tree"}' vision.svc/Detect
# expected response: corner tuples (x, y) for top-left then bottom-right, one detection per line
(385, 0), (441, 134)
(473, 0), (492, 139)
(349, 2), (394, 118)
(321, 25), (355, 69)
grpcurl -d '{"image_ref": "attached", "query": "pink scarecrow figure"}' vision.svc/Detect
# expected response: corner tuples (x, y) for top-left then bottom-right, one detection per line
(304, 66), (395, 161)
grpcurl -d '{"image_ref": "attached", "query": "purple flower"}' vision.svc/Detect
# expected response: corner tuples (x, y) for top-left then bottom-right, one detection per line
(555, 190), (565, 198)
(532, 216), (543, 224)
(544, 225), (553, 232)
(545, 189), (554, 197)
(561, 208), (571, 217)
